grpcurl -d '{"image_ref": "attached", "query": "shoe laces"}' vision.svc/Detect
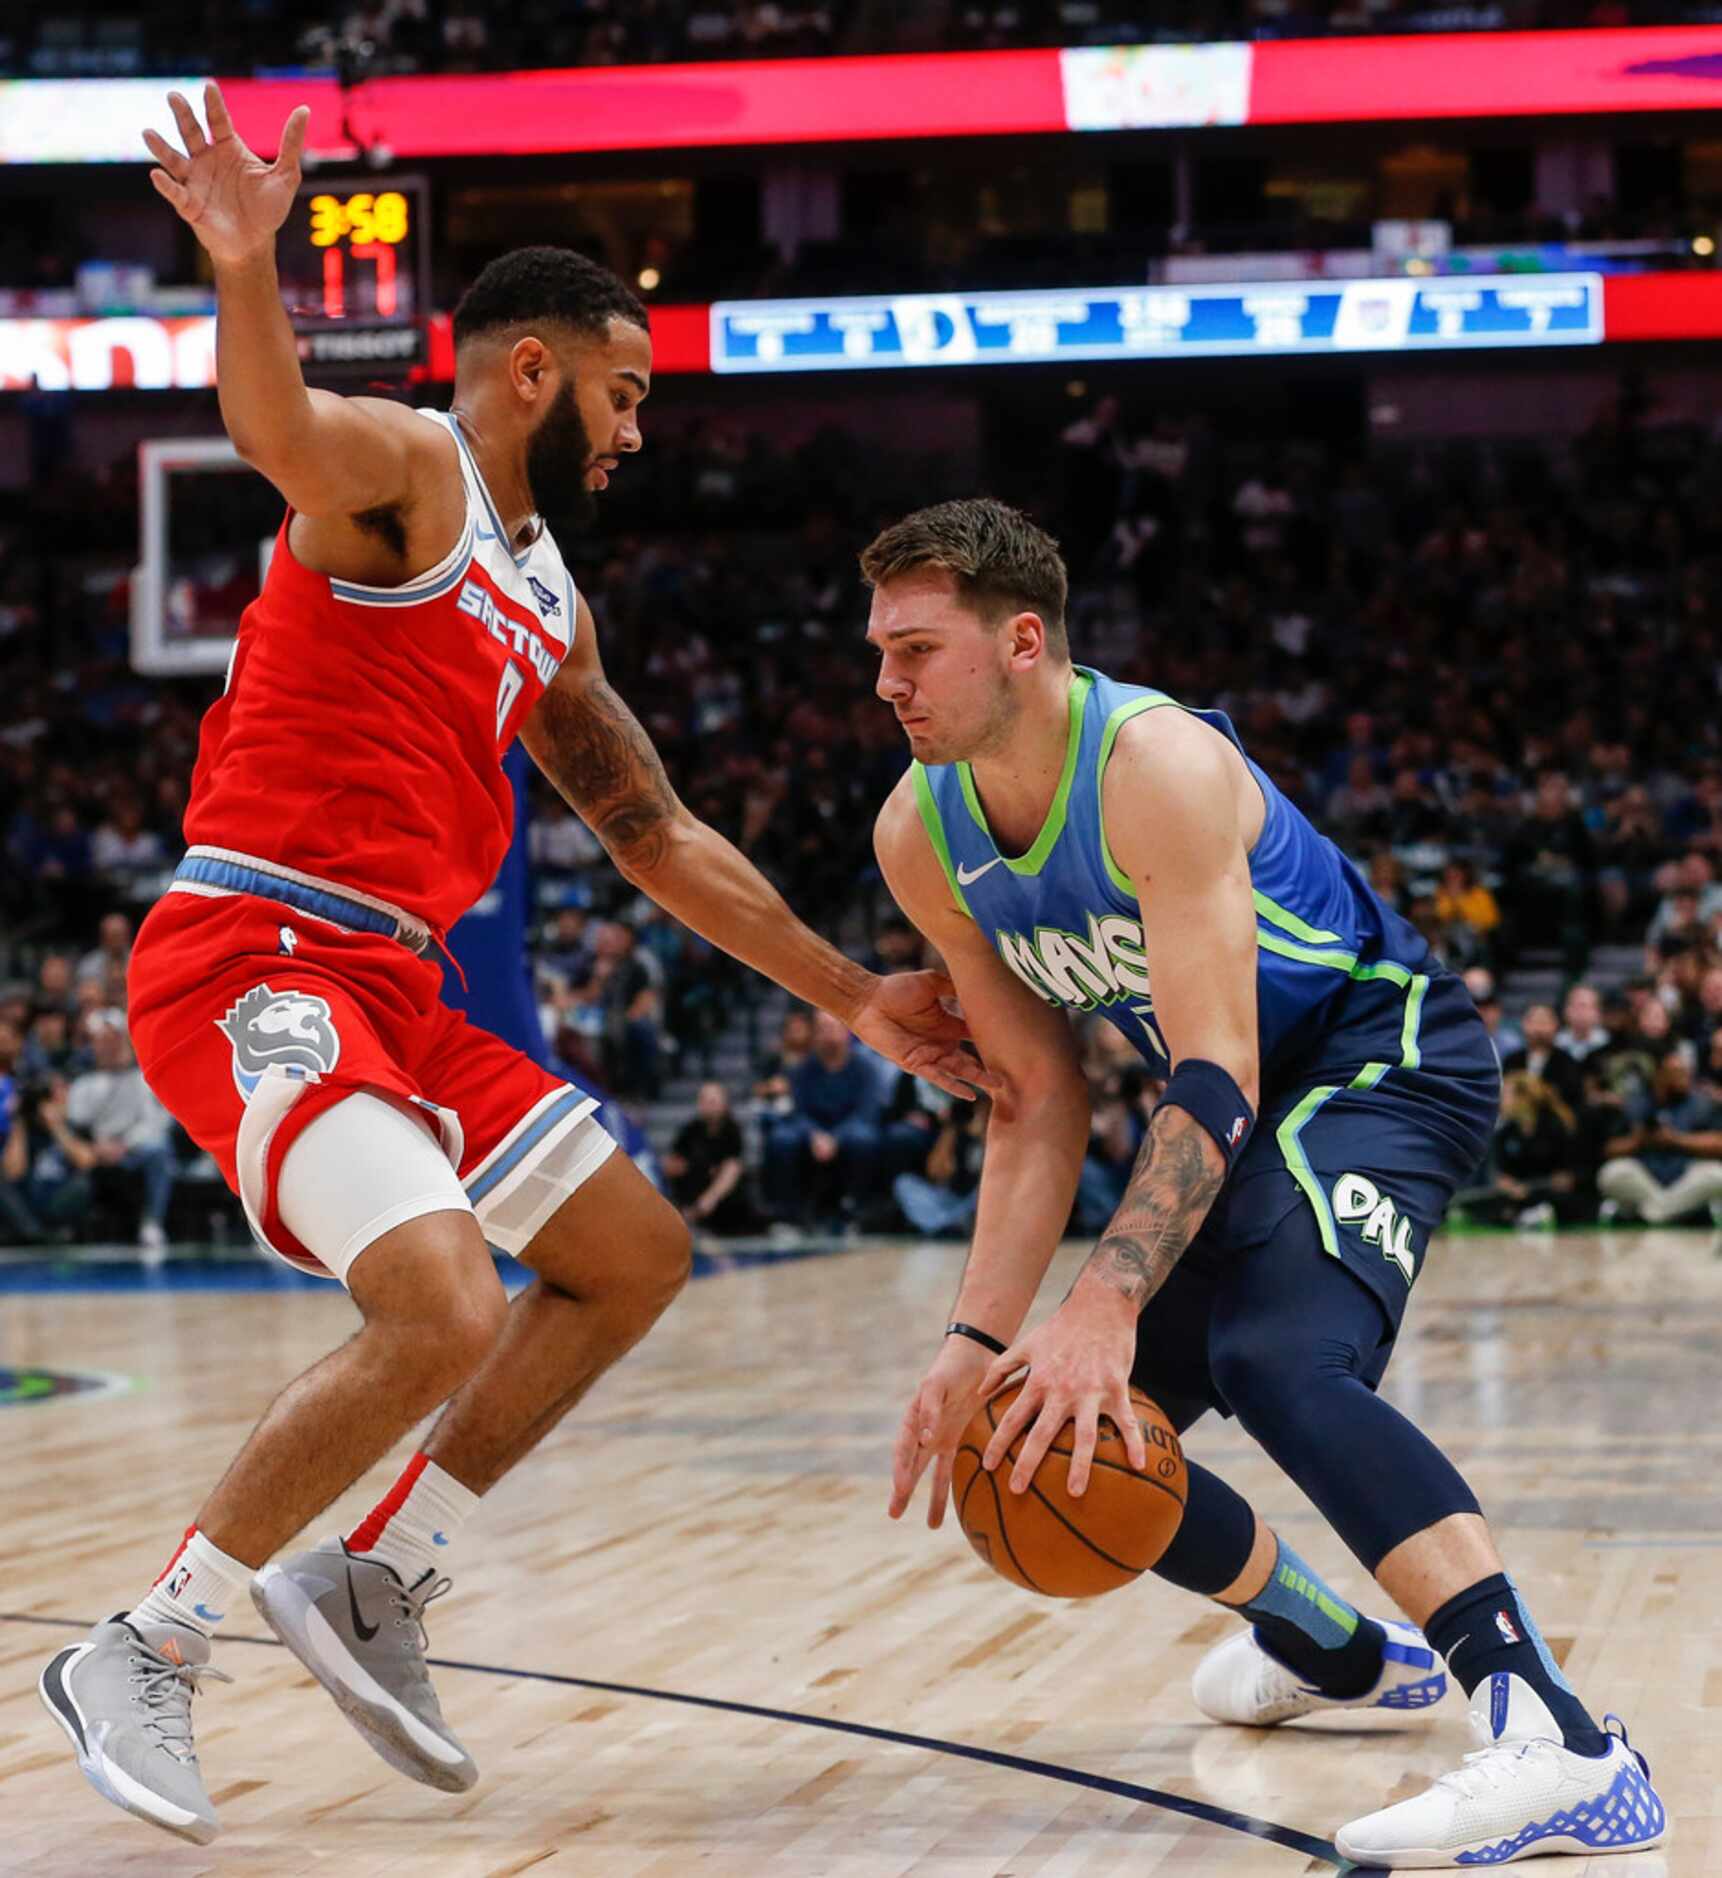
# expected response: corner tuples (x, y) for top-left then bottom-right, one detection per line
(390, 1572), (453, 1656)
(129, 1649), (233, 1766)
(1437, 1736), (1557, 1801)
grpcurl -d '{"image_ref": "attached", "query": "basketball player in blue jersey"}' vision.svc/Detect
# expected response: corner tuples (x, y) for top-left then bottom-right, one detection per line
(869, 500), (1665, 1868)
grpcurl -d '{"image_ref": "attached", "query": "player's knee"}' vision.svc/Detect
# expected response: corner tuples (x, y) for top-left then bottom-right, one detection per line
(355, 1234), (508, 1395)
(630, 1194), (693, 1315)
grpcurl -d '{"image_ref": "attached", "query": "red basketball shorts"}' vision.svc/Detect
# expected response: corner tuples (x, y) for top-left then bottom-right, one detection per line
(128, 887), (611, 1279)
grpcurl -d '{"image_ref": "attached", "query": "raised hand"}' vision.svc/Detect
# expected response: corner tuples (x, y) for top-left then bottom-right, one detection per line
(143, 83), (310, 268)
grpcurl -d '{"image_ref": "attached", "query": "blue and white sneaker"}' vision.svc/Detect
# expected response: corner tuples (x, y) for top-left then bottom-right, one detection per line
(1192, 1616), (1446, 1726)
(1335, 1672), (1667, 1868)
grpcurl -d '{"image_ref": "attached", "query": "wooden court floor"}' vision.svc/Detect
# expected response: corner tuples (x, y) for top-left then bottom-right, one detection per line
(2, 1227), (1717, 1877)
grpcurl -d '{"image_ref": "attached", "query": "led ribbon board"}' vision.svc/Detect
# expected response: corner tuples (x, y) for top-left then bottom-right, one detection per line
(709, 275), (1605, 375)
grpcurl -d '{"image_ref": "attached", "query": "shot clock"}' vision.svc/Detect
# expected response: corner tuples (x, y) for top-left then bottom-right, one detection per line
(277, 175), (431, 373)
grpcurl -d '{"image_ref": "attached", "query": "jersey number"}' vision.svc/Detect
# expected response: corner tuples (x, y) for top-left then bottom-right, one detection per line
(495, 661), (525, 739)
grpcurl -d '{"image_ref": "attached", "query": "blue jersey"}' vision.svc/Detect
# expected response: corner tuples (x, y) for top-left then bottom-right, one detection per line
(911, 666), (1436, 1091)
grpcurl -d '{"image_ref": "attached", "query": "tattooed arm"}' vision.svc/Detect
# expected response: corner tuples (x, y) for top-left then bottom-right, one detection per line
(520, 598), (995, 1101)
(978, 708), (1260, 1498)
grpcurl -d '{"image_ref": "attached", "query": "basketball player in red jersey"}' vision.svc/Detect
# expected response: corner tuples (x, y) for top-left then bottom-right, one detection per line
(37, 86), (990, 1846)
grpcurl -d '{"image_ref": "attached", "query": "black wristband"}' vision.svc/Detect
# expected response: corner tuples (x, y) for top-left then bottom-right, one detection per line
(946, 1321), (1007, 1356)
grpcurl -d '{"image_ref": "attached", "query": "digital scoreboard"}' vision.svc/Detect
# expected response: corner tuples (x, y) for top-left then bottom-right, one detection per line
(277, 176), (430, 374)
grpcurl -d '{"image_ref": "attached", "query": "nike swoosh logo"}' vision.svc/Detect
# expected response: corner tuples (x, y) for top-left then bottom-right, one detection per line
(956, 856), (1005, 886)
(193, 1603), (225, 1623)
(345, 1568), (379, 1643)
(431, 1531), (449, 1546)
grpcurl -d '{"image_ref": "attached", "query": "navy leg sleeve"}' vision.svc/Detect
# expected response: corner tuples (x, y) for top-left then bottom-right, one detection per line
(1208, 1248), (1480, 1573)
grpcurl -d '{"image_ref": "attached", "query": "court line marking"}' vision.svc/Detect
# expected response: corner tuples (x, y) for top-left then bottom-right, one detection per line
(0, 1611), (1355, 1871)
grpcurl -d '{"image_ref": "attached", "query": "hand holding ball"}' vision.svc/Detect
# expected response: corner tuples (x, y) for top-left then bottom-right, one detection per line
(953, 1383), (1186, 1597)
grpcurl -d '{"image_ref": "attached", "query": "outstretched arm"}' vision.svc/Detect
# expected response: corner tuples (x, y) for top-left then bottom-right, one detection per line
(145, 84), (437, 519)
(981, 709), (1260, 1494)
(521, 601), (993, 1102)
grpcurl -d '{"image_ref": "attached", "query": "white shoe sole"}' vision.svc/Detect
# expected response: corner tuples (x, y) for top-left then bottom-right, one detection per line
(38, 1645), (218, 1845)
(251, 1566), (476, 1793)
(1333, 1827), (1669, 1869)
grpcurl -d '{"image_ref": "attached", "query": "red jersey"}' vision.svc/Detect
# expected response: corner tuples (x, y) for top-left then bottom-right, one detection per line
(183, 408), (578, 936)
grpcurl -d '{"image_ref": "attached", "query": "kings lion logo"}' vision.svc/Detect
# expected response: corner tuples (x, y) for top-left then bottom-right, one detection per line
(217, 984), (341, 1100)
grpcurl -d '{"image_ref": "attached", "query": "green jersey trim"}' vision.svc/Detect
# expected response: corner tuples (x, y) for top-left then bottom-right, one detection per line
(1257, 931), (1360, 973)
(1253, 891), (1343, 947)
(1093, 690), (1180, 895)
(910, 764), (974, 920)
(956, 670), (1094, 877)
(1276, 1057), (1398, 1260)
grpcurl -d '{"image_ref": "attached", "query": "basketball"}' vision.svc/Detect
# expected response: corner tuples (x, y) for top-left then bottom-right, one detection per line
(952, 1383), (1187, 1598)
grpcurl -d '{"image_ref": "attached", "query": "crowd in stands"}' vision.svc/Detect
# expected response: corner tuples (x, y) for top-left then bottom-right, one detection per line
(6, 370), (1722, 1245)
(8, 0), (1716, 80)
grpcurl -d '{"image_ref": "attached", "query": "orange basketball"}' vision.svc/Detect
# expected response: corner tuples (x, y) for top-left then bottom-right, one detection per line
(952, 1383), (1187, 1598)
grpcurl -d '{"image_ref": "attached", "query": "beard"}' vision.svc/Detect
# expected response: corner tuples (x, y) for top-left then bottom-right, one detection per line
(525, 381), (597, 532)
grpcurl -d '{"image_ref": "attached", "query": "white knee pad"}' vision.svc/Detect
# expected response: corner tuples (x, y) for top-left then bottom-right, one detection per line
(277, 1091), (475, 1286)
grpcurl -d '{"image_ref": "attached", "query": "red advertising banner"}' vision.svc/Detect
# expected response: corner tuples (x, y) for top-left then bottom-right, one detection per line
(196, 51), (1062, 165)
(1248, 25), (1722, 124)
(10, 28), (1722, 165)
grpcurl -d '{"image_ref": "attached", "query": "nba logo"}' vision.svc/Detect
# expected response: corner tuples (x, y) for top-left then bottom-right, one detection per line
(1228, 1115), (1247, 1148)
(166, 1565), (192, 1600)
(1495, 1609), (1522, 1645)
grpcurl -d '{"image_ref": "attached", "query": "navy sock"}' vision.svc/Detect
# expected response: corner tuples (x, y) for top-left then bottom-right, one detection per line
(1423, 1572), (1608, 1757)
(1237, 1536), (1385, 1699)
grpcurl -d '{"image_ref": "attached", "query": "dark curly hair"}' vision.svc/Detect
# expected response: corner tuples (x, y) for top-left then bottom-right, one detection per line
(452, 246), (648, 351)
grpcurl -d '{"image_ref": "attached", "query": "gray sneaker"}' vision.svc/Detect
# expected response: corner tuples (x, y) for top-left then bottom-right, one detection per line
(251, 1538), (476, 1792)
(38, 1614), (230, 1844)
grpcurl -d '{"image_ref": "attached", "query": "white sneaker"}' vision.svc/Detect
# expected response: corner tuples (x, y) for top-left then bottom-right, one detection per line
(1192, 1617), (1446, 1727)
(1335, 1672), (1667, 1868)
(138, 1220), (169, 1266)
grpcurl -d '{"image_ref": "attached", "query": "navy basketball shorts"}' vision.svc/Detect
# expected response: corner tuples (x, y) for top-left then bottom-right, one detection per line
(1130, 968), (1501, 1421)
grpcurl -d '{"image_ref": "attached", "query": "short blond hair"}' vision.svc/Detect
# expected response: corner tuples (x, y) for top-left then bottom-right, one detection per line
(859, 498), (1069, 654)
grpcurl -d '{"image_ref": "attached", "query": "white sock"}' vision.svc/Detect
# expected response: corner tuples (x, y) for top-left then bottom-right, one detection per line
(132, 1527), (253, 1638)
(345, 1453), (479, 1585)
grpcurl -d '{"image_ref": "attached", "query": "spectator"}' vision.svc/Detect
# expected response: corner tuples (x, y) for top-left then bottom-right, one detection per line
(1325, 754), (1390, 841)
(893, 1094), (990, 1238)
(1501, 1003), (1584, 1110)
(36, 953), (74, 1013)
(19, 1002), (82, 1084)
(593, 921), (664, 1099)
(1467, 1067), (1588, 1228)
(1555, 984), (1612, 1063)
(538, 905), (595, 989)
(62, 1011), (177, 1252)
(1647, 852), (1722, 952)
(1597, 1049), (1722, 1226)
(76, 910), (133, 987)
(89, 794), (167, 891)
(863, 916), (925, 977)
(1433, 861), (1501, 968)
(1463, 966), (1520, 1066)
(1, 1077), (93, 1244)
(1504, 771), (1593, 972)
(763, 1012), (882, 1228)
(663, 1081), (757, 1235)
(752, 1007), (815, 1117)
(1646, 890), (1707, 969)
